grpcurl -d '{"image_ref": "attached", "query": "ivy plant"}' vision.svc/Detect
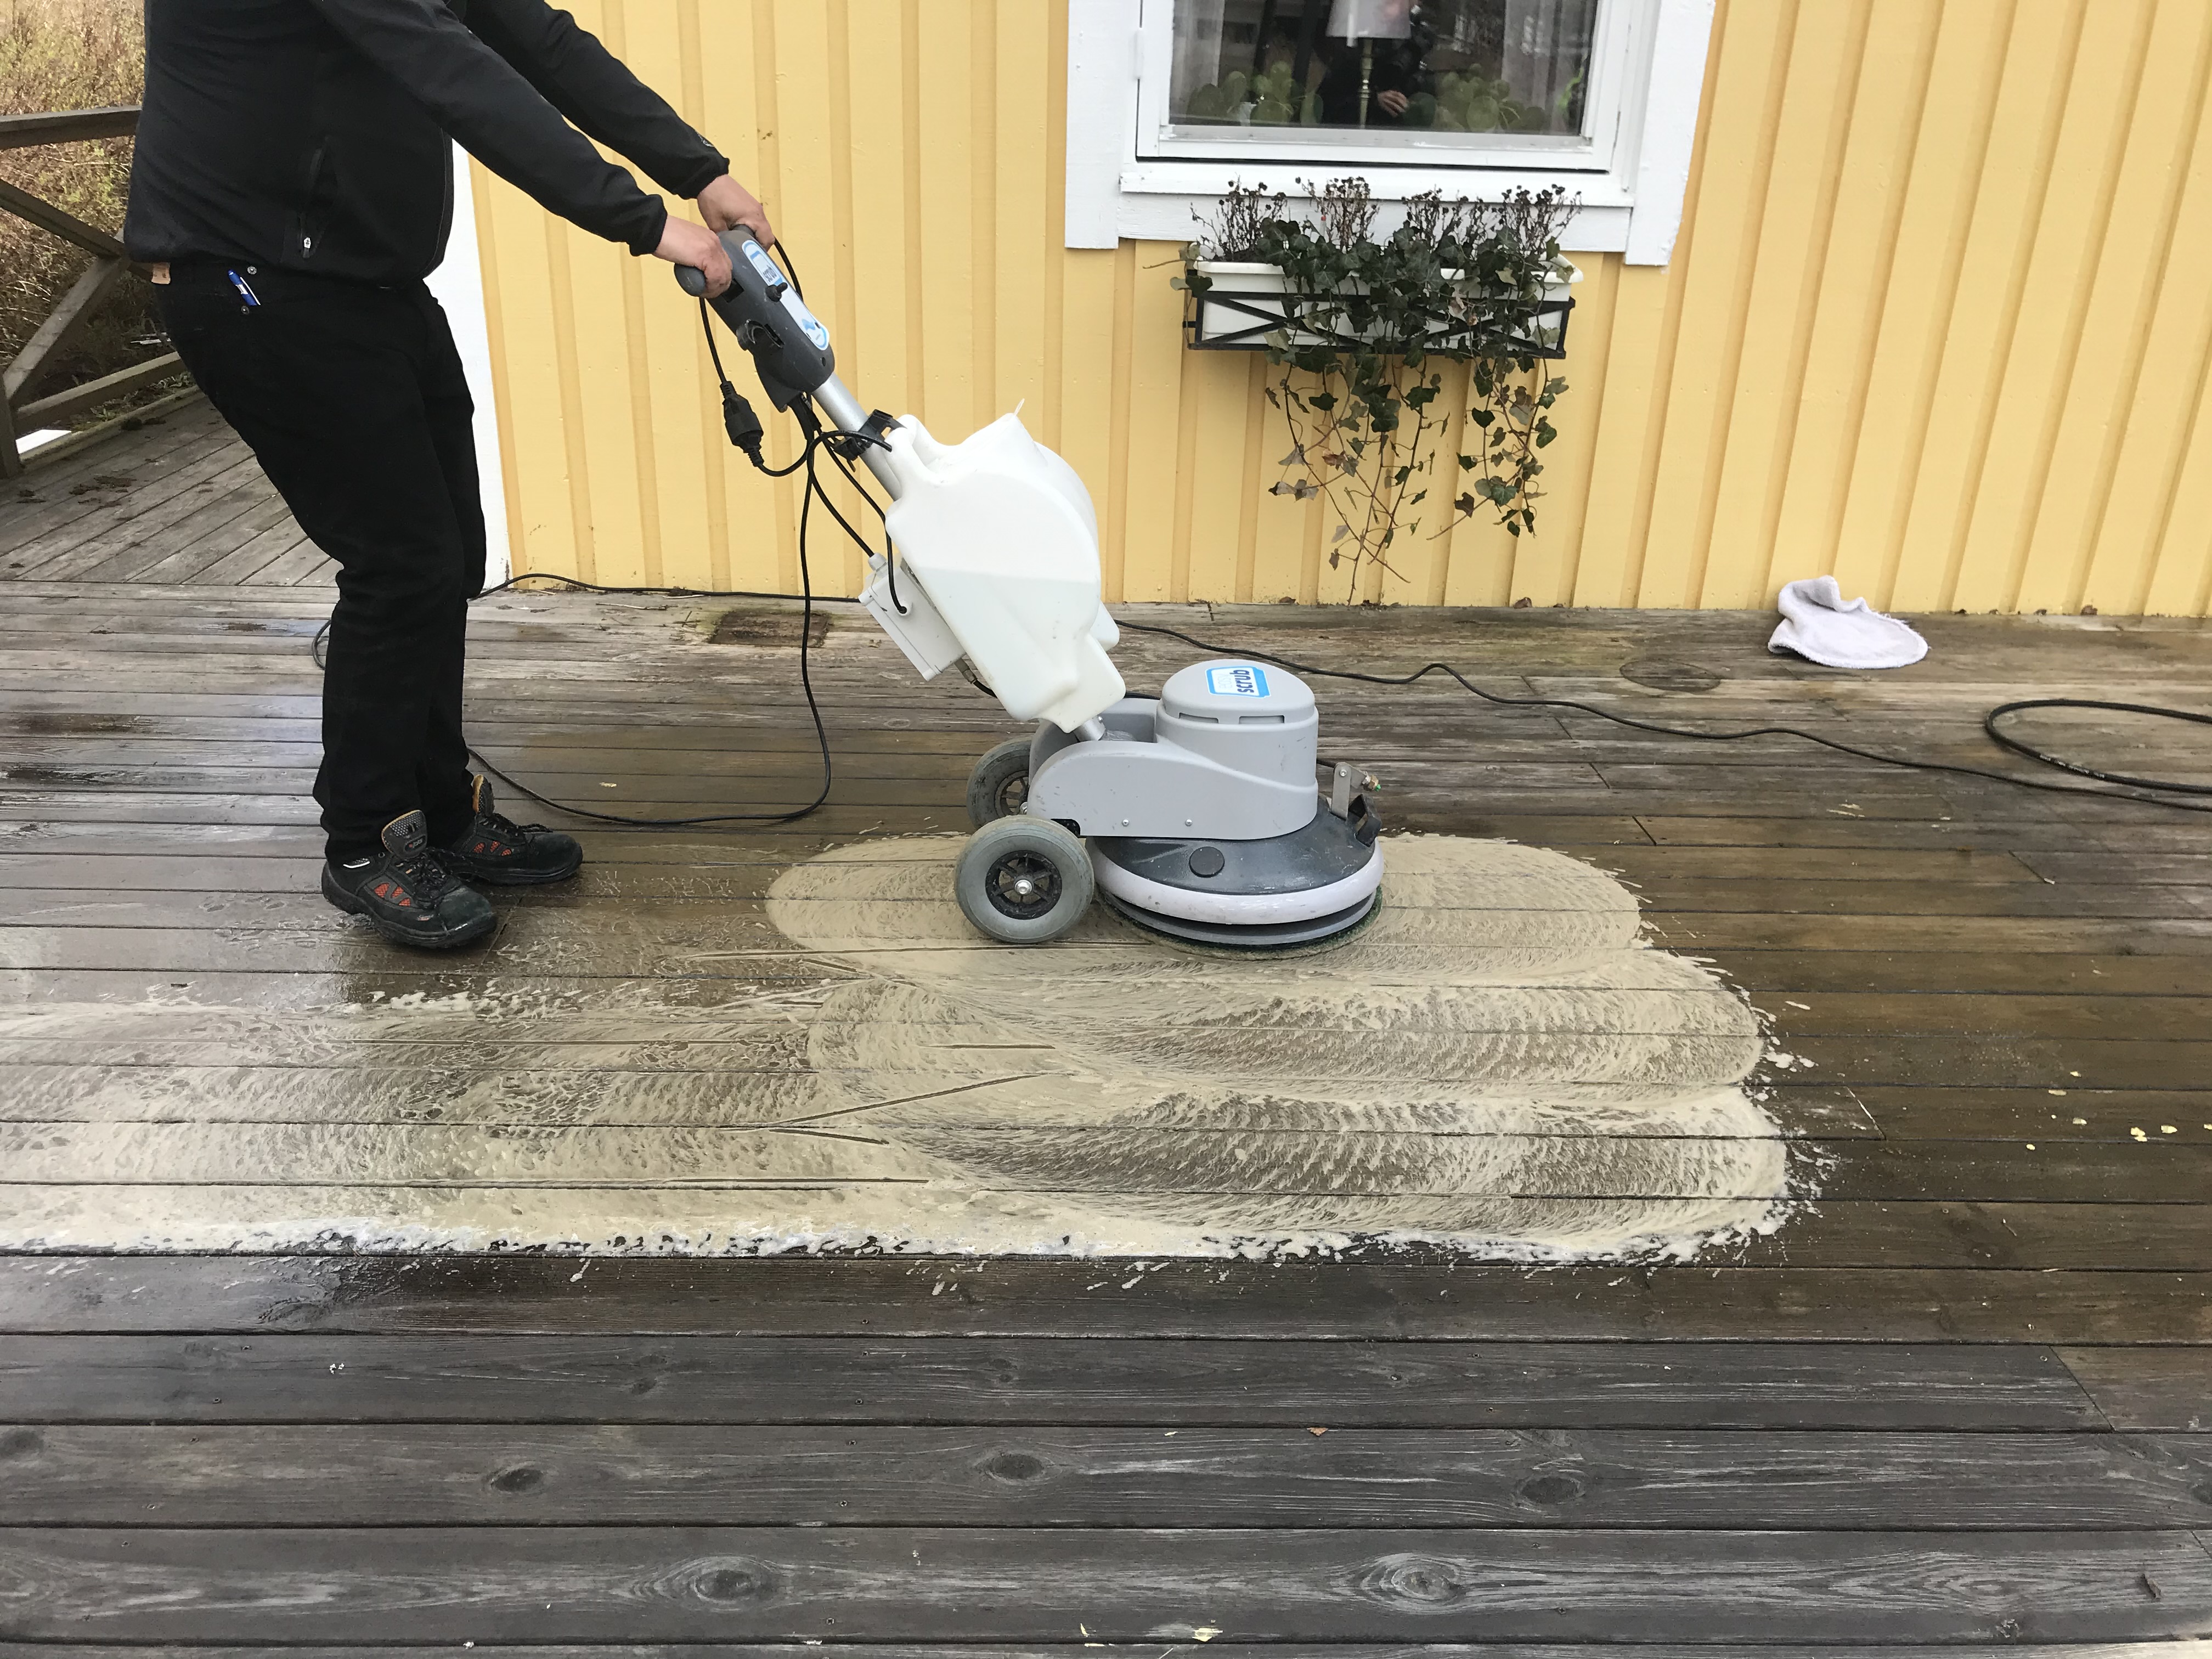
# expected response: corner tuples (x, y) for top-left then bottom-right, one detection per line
(1177, 179), (1575, 599)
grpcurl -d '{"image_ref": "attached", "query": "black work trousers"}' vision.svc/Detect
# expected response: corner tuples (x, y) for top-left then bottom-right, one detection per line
(156, 263), (484, 862)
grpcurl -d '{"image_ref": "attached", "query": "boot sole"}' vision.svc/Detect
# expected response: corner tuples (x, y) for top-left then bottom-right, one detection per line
(321, 868), (499, 950)
(449, 855), (583, 888)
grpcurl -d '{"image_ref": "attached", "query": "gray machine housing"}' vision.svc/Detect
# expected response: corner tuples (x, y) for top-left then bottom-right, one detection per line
(1027, 660), (1321, 839)
(1022, 659), (1383, 947)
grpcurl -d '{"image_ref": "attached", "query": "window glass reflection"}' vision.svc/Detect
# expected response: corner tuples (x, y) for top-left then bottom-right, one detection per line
(1170, 0), (1599, 140)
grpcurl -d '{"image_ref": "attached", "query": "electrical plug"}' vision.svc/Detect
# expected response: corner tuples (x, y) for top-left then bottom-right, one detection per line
(722, 384), (765, 465)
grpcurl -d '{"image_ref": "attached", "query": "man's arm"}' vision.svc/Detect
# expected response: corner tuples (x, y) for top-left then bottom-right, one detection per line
(303, 0), (731, 290)
(465, 0), (721, 198)
(466, 0), (774, 246)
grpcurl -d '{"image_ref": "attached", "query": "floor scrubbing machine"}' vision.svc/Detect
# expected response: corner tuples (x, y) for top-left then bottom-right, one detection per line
(681, 232), (1383, 948)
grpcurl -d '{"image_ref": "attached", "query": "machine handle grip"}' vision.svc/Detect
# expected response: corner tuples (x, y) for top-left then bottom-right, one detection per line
(674, 228), (777, 298)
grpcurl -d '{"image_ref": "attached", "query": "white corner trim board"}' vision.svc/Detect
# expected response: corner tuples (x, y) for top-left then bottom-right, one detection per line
(425, 141), (514, 588)
(1624, 0), (1717, 266)
(1066, 0), (1713, 266)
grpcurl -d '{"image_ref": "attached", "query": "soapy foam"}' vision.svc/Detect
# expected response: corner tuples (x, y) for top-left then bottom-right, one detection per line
(0, 834), (1805, 1260)
(760, 833), (1797, 1258)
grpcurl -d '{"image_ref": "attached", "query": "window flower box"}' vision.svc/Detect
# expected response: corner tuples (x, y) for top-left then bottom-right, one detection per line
(1187, 258), (1579, 358)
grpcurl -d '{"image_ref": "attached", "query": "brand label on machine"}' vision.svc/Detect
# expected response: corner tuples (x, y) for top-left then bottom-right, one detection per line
(741, 239), (786, 289)
(1206, 664), (1270, 698)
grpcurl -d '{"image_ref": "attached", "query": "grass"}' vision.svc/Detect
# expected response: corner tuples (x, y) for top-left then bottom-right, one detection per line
(0, 0), (163, 417)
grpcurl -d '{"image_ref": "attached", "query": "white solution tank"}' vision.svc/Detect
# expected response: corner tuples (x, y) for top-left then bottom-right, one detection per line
(861, 411), (1125, 732)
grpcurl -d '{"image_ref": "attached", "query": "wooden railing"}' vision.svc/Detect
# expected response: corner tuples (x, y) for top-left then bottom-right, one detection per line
(0, 105), (184, 479)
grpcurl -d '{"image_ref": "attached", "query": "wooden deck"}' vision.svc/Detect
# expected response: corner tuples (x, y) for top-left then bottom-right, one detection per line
(2, 412), (2211, 1649)
(5, 394), (332, 586)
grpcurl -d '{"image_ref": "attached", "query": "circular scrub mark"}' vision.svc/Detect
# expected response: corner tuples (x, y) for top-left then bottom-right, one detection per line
(765, 833), (1794, 1260)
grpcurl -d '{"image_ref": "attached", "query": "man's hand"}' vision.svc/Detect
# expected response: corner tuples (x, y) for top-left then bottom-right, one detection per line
(654, 212), (731, 296)
(1377, 89), (1409, 117)
(697, 174), (774, 248)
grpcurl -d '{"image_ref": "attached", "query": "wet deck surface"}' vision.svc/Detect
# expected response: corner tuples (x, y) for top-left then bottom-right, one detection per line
(1, 417), (2211, 1647)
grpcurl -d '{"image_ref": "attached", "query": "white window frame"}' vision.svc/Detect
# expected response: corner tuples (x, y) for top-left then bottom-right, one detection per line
(1066, 0), (1714, 263)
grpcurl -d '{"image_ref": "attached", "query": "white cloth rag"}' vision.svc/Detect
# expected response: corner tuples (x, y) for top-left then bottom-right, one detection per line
(1768, 575), (1927, 669)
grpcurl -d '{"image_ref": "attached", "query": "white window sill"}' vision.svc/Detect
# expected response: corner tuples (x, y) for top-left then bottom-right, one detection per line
(1112, 160), (1635, 251)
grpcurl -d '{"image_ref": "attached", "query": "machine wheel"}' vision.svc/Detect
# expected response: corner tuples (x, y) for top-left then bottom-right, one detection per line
(965, 737), (1035, 827)
(955, 816), (1094, 944)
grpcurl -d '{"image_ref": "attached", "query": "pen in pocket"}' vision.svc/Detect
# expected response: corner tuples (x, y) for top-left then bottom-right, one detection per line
(225, 268), (261, 307)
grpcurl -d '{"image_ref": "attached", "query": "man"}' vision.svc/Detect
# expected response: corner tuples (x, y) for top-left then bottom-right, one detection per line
(124, 0), (766, 948)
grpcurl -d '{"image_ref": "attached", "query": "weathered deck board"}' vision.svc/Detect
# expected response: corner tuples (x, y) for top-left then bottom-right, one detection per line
(13, 1425), (2210, 1528)
(0, 1335), (2102, 1427)
(5, 1527), (2208, 1643)
(2, 1255), (2206, 1345)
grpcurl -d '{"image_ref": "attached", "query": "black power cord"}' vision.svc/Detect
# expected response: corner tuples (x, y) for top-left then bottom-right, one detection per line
(719, 240), (907, 612)
(482, 571), (859, 604)
(820, 430), (906, 614)
(460, 231), (907, 827)
(468, 433), (847, 828)
(308, 240), (890, 830)
(312, 467), (864, 830)
(307, 572), (856, 673)
(1984, 698), (2212, 797)
(311, 233), (2212, 827)
(315, 588), (2212, 825)
(1114, 620), (2212, 816)
(462, 419), (897, 828)
(786, 178), (2206, 822)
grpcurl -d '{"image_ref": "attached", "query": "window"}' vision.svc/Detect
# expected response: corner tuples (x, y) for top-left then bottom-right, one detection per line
(1157, 1), (1612, 166)
(1066, 0), (1716, 263)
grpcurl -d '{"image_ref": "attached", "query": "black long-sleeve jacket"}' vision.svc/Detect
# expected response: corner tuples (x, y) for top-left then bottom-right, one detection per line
(124, 0), (729, 282)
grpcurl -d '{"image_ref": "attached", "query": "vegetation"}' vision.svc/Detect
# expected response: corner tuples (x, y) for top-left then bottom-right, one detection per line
(1178, 178), (1576, 600)
(1429, 70), (1556, 134)
(0, 0), (156, 410)
(1182, 59), (1321, 127)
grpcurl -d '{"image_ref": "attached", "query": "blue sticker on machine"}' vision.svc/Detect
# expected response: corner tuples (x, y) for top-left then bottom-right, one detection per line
(779, 290), (832, 352)
(1206, 664), (1270, 698)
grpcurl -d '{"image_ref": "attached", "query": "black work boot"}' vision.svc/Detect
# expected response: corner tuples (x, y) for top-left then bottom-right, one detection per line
(322, 809), (497, 949)
(439, 774), (583, 885)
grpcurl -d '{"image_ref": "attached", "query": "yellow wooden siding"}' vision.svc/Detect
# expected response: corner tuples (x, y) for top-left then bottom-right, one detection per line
(473, 0), (2212, 614)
